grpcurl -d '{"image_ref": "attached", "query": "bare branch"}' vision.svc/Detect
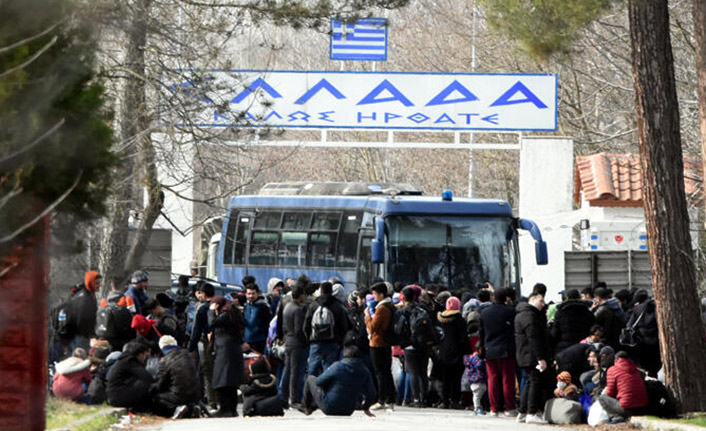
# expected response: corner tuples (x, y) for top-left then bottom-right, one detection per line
(0, 35), (58, 78)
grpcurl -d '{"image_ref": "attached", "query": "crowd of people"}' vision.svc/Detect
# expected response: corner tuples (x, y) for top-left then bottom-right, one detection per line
(48, 270), (674, 424)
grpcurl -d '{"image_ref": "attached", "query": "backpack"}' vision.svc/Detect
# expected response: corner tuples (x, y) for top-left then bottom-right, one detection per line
(95, 303), (134, 339)
(645, 379), (676, 418)
(51, 299), (73, 340)
(389, 307), (412, 347)
(409, 305), (439, 348)
(310, 304), (335, 341)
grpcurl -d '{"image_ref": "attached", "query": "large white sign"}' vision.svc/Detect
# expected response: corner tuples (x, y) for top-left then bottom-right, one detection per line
(162, 70), (558, 131)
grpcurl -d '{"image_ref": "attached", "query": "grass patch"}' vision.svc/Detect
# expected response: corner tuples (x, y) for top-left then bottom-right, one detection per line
(46, 397), (119, 430)
(676, 414), (706, 428)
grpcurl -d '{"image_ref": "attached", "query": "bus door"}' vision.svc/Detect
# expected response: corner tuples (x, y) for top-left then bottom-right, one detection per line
(356, 229), (375, 288)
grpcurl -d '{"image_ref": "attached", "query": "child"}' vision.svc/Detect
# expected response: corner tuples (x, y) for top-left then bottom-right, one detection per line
(554, 371), (580, 402)
(52, 348), (92, 403)
(463, 345), (487, 415)
(240, 358), (285, 416)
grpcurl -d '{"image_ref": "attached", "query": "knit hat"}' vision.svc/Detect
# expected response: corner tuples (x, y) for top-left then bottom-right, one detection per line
(557, 371), (572, 384)
(84, 271), (101, 292)
(249, 357), (270, 376)
(446, 296), (461, 311)
(159, 335), (177, 351)
(131, 270), (149, 284)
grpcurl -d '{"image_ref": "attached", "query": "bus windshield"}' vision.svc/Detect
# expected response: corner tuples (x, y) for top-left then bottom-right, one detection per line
(386, 215), (519, 289)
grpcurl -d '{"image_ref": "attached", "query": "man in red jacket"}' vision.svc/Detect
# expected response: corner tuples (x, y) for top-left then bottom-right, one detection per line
(599, 351), (648, 420)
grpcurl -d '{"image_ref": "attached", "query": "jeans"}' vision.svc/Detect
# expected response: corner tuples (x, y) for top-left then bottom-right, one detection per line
(404, 348), (429, 403)
(519, 366), (547, 415)
(308, 341), (340, 377)
(302, 375), (324, 412)
(371, 346), (395, 404)
(283, 345), (308, 404)
(486, 357), (516, 412)
(396, 359), (412, 403)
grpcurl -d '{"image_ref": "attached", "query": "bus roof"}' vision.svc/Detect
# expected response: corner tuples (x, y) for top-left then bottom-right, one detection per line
(228, 194), (514, 217)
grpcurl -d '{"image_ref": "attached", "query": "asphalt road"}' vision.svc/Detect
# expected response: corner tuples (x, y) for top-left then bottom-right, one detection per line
(140, 406), (560, 431)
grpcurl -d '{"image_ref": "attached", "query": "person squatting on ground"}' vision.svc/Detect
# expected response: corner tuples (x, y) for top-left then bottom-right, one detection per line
(241, 358), (285, 417)
(52, 347), (92, 403)
(299, 344), (376, 416)
(152, 335), (201, 418)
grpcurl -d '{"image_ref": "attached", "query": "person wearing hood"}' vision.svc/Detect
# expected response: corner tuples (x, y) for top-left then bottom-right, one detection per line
(593, 288), (627, 350)
(436, 296), (471, 409)
(241, 357), (285, 416)
(626, 294), (660, 377)
(242, 283), (271, 354)
(550, 289), (595, 354)
(304, 281), (349, 377)
(266, 278), (285, 316)
(365, 282), (395, 411)
(599, 351), (648, 420)
(107, 341), (154, 411)
(299, 344), (376, 416)
(66, 271), (102, 352)
(53, 348), (92, 402)
(152, 335), (201, 418)
(126, 270), (150, 316)
(331, 283), (348, 306)
(514, 292), (551, 424)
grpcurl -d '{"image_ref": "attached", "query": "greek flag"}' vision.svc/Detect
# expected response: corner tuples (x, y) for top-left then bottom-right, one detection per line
(330, 18), (388, 61)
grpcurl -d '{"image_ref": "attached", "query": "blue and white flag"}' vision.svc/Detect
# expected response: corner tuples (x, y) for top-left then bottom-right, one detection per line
(330, 18), (387, 61)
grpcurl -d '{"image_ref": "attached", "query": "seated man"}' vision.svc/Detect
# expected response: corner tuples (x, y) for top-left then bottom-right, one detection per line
(240, 357), (285, 417)
(299, 344), (376, 416)
(599, 351), (648, 421)
(152, 335), (201, 418)
(107, 341), (154, 411)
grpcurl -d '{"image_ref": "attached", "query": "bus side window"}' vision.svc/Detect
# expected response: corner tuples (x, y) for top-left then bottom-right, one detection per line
(233, 215), (251, 265)
(309, 233), (336, 267)
(250, 232), (277, 266)
(224, 212), (237, 265)
(337, 212), (361, 268)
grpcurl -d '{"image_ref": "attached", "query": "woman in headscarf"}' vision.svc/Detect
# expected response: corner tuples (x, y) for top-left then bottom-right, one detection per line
(209, 296), (245, 417)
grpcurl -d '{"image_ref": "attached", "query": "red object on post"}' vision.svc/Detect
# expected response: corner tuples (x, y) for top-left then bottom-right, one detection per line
(0, 217), (50, 431)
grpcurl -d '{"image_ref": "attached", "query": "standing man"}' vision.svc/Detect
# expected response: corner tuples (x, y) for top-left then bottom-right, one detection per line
(243, 283), (271, 354)
(593, 287), (627, 350)
(281, 283), (308, 407)
(188, 282), (216, 410)
(66, 271), (101, 352)
(304, 281), (348, 376)
(266, 278), (285, 316)
(478, 287), (517, 417)
(515, 292), (551, 424)
(126, 270), (150, 316)
(365, 282), (395, 411)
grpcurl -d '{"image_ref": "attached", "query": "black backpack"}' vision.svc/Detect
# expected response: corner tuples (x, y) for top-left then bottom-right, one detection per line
(95, 303), (134, 339)
(645, 379), (676, 418)
(389, 306), (412, 347)
(409, 305), (439, 348)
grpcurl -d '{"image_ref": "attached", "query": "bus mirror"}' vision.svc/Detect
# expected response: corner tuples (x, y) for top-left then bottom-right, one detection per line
(536, 240), (548, 265)
(372, 218), (385, 264)
(372, 239), (384, 263)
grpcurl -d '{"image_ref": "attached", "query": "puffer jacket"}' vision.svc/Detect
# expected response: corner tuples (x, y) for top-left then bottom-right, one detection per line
(595, 298), (627, 349)
(606, 357), (648, 409)
(514, 302), (550, 367)
(550, 300), (595, 353)
(52, 356), (91, 401)
(107, 344), (154, 408)
(241, 373), (284, 416)
(154, 347), (200, 404)
(437, 310), (471, 364)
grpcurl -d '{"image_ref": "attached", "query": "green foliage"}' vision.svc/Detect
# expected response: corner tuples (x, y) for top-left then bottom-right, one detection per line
(477, 0), (614, 60)
(0, 0), (115, 253)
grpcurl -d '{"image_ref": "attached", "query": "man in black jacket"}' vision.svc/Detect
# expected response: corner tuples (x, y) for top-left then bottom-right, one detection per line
(281, 284), (309, 407)
(152, 335), (201, 418)
(304, 282), (349, 376)
(187, 283), (215, 409)
(478, 287), (517, 417)
(593, 287), (627, 349)
(107, 341), (154, 411)
(515, 292), (551, 424)
(550, 289), (595, 354)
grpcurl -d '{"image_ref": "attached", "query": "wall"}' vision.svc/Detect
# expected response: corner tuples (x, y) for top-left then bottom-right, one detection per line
(519, 137), (574, 301)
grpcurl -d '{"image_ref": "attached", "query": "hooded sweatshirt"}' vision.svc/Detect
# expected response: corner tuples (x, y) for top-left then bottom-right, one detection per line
(53, 356), (91, 400)
(66, 272), (99, 338)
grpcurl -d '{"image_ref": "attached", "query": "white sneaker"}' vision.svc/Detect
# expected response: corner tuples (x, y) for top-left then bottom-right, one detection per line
(490, 411), (499, 417)
(370, 403), (386, 411)
(525, 414), (548, 424)
(385, 404), (395, 412)
(504, 409), (518, 418)
(516, 413), (527, 423)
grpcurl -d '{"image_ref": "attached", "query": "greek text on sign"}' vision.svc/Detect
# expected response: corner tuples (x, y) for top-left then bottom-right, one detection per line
(166, 71), (558, 131)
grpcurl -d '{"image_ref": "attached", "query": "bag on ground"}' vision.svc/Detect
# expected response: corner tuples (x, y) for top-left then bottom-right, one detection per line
(587, 400), (610, 427)
(544, 398), (583, 425)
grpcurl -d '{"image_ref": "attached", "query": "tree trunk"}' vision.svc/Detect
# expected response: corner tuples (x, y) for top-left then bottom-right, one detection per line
(100, 0), (154, 292)
(694, 0), (706, 286)
(628, 0), (706, 413)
